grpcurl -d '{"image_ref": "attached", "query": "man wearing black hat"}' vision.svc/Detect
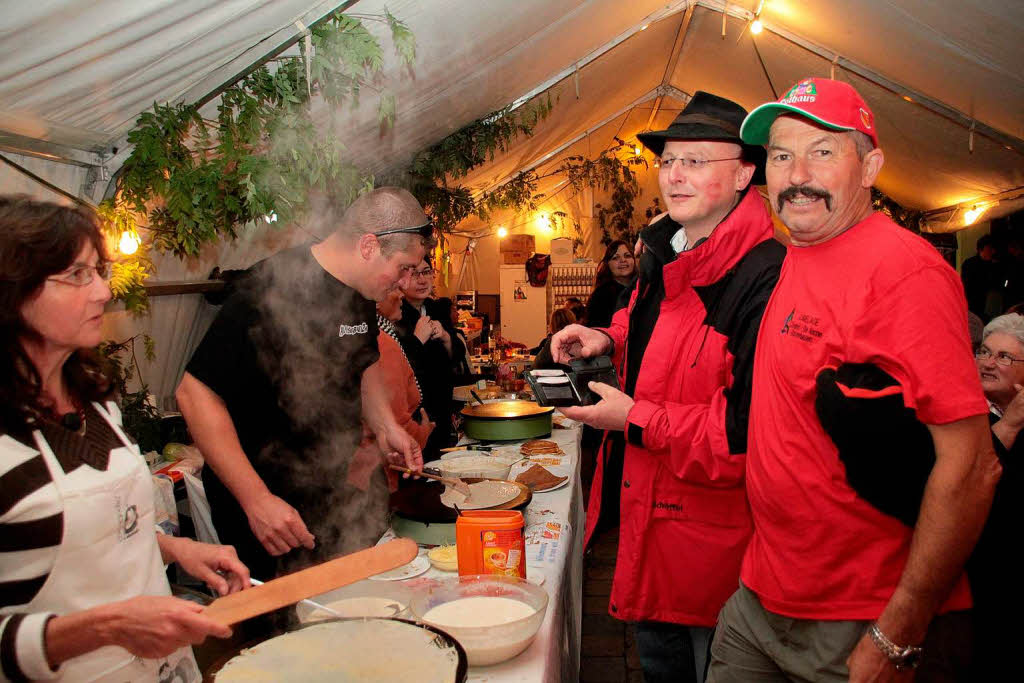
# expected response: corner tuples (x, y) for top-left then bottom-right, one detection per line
(552, 92), (785, 682)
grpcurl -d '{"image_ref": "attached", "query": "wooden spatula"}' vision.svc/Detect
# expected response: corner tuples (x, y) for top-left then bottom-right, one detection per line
(203, 538), (417, 626)
(388, 464), (472, 497)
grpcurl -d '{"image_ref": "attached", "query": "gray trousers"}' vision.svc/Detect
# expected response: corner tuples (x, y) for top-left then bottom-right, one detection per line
(707, 584), (972, 683)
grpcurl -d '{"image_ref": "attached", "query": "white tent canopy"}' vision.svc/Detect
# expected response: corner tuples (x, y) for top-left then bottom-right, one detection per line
(2, 0), (1023, 403)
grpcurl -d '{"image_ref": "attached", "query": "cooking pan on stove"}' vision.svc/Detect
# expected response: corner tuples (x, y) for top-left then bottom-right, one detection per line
(460, 400), (553, 441)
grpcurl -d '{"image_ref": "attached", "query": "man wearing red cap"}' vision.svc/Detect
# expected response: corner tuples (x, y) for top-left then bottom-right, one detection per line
(706, 78), (1001, 682)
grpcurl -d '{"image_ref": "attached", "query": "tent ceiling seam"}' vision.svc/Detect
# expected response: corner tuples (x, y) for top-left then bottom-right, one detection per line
(923, 186), (1024, 218)
(505, 0), (693, 115)
(695, 0), (1024, 155)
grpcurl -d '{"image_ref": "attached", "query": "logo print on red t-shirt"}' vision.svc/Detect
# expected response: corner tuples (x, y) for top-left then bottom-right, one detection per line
(780, 308), (823, 343)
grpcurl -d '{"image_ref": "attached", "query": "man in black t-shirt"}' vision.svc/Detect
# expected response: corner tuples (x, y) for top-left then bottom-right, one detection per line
(176, 188), (435, 580)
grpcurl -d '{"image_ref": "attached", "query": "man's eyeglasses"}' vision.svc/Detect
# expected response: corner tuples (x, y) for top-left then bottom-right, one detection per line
(46, 262), (112, 287)
(373, 220), (435, 239)
(658, 156), (741, 171)
(975, 346), (1024, 367)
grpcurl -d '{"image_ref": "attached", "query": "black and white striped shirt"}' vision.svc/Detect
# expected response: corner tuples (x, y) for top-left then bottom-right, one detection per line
(1, 402), (124, 682)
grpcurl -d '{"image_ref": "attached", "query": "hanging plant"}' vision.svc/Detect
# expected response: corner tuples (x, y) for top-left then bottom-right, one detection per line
(100, 10), (416, 313)
(871, 188), (925, 232)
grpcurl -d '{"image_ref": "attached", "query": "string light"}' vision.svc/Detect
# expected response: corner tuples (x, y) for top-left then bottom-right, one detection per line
(633, 144), (642, 156)
(750, 1), (765, 35)
(497, 226), (508, 238)
(118, 231), (139, 255)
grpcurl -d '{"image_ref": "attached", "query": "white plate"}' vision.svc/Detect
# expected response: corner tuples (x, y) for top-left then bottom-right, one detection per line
(369, 554), (430, 581)
(530, 369), (565, 377)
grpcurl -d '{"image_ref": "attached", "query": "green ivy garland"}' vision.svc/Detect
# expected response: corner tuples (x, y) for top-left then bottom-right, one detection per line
(101, 10), (416, 312)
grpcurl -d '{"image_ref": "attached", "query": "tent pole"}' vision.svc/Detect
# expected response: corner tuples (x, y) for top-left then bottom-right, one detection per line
(644, 3), (696, 133)
(0, 153), (95, 207)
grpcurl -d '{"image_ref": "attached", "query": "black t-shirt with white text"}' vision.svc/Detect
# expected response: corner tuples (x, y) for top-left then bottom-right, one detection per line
(185, 244), (378, 565)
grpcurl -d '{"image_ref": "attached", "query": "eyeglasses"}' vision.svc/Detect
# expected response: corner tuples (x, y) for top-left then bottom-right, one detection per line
(46, 262), (112, 287)
(373, 220), (435, 239)
(975, 346), (1024, 367)
(410, 268), (434, 279)
(659, 156), (742, 171)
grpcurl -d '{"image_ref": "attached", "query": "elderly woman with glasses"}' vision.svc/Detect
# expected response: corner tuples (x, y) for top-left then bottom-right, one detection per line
(965, 312), (1024, 679)
(975, 313), (1024, 450)
(0, 197), (248, 682)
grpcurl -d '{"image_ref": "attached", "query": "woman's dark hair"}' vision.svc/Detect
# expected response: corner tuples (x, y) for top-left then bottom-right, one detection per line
(0, 196), (113, 435)
(550, 307), (576, 335)
(593, 240), (635, 289)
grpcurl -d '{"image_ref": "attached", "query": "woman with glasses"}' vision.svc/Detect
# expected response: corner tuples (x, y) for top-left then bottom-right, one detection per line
(585, 240), (637, 328)
(0, 197), (248, 682)
(966, 312), (1024, 679)
(396, 256), (466, 458)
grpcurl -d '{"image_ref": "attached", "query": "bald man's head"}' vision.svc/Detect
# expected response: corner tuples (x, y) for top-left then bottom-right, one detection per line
(341, 187), (427, 232)
(307, 186), (434, 253)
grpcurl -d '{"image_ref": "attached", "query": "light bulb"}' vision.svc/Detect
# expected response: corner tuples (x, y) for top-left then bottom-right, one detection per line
(750, 19), (764, 34)
(118, 231), (139, 255)
(963, 206), (984, 225)
(633, 145), (642, 156)
(497, 226), (508, 238)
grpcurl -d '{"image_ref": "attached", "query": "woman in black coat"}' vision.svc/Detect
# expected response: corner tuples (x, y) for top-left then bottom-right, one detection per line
(585, 240), (637, 328)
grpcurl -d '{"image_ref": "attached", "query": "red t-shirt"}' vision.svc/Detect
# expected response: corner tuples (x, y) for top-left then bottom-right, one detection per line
(742, 212), (987, 620)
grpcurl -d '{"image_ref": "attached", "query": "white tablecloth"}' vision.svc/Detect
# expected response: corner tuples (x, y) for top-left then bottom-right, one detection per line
(312, 421), (585, 682)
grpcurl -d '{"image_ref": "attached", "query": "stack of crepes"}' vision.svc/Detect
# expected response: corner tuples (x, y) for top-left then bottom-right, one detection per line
(520, 439), (564, 457)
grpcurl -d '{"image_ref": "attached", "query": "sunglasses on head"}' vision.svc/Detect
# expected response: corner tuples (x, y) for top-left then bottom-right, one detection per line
(373, 220), (435, 239)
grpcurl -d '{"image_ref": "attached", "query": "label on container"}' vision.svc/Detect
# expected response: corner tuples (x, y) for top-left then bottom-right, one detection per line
(481, 529), (526, 578)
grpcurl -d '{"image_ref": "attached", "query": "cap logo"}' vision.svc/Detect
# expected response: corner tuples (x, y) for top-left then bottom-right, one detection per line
(781, 79), (817, 104)
(859, 107), (872, 129)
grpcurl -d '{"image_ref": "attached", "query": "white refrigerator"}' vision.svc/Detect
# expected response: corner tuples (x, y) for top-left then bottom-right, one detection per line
(499, 265), (548, 347)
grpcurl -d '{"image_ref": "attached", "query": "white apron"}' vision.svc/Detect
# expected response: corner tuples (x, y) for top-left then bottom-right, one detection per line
(26, 402), (198, 682)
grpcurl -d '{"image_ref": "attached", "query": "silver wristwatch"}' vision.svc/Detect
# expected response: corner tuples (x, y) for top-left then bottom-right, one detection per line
(868, 623), (923, 671)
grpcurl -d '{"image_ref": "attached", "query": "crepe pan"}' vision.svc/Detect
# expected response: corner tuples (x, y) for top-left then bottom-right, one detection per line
(203, 618), (468, 682)
(459, 400), (553, 441)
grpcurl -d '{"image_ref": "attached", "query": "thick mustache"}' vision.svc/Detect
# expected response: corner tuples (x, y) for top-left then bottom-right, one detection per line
(777, 186), (832, 212)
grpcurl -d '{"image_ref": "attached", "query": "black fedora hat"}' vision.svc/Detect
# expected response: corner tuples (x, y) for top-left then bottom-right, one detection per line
(638, 91), (766, 186)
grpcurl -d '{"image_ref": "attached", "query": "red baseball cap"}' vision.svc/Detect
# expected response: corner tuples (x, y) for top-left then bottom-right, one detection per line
(740, 77), (879, 148)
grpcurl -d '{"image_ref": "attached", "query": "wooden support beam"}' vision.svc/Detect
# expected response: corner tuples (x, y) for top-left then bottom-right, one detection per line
(143, 280), (225, 297)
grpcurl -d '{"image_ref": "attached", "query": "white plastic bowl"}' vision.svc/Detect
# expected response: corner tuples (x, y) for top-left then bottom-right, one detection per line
(411, 575), (548, 666)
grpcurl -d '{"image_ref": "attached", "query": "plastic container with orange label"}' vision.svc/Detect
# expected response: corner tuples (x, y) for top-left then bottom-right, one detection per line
(455, 510), (526, 579)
